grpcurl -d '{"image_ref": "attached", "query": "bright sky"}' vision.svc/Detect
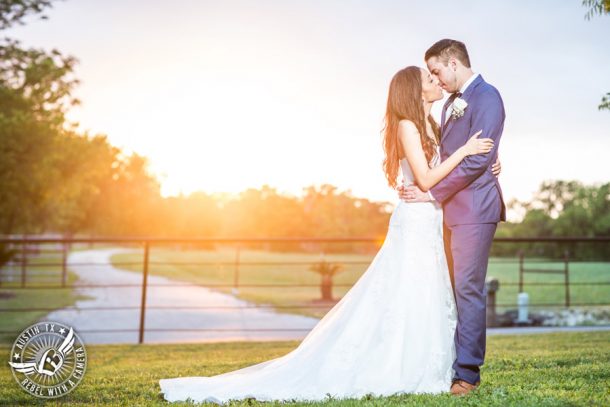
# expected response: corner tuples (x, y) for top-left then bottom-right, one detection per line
(6, 0), (610, 218)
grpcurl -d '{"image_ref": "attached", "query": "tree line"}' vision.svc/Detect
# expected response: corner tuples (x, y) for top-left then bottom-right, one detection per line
(495, 181), (610, 260)
(0, 1), (608, 260)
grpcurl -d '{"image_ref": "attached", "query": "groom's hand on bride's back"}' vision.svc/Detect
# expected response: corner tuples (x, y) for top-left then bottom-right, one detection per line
(492, 157), (501, 178)
(398, 158), (500, 202)
(398, 183), (432, 203)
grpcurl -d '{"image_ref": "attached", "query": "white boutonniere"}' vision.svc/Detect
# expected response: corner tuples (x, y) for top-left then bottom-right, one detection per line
(451, 97), (468, 119)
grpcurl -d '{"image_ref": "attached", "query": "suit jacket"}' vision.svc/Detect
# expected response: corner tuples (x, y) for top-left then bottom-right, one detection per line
(430, 74), (507, 226)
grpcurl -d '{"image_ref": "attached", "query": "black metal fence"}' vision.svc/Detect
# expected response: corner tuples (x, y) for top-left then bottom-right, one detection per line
(0, 236), (608, 344)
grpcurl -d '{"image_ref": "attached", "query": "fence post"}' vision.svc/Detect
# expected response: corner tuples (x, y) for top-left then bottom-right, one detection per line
(61, 242), (68, 287)
(486, 278), (499, 327)
(518, 250), (524, 293)
(20, 235), (27, 288)
(564, 250), (570, 308)
(138, 241), (150, 344)
(232, 244), (240, 294)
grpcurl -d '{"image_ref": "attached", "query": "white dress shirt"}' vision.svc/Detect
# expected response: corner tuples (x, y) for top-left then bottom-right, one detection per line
(443, 73), (480, 121)
(429, 72), (480, 201)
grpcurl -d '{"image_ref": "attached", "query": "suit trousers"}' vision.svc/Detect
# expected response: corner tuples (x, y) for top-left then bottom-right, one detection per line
(443, 222), (497, 385)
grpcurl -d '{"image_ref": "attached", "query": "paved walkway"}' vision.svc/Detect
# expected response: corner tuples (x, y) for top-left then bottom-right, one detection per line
(46, 248), (319, 344)
(45, 248), (609, 344)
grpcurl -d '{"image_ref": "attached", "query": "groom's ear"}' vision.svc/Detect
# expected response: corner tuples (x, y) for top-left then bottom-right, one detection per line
(448, 57), (460, 72)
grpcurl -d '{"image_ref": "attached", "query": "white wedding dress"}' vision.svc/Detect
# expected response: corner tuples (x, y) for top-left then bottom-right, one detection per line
(160, 149), (458, 404)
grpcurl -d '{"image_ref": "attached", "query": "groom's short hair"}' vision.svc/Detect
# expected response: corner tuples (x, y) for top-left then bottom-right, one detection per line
(425, 39), (471, 68)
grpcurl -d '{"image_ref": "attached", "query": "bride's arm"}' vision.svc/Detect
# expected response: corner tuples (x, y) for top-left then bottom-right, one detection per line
(397, 120), (493, 192)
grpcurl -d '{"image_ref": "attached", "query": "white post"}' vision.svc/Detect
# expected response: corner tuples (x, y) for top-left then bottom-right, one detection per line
(517, 292), (530, 324)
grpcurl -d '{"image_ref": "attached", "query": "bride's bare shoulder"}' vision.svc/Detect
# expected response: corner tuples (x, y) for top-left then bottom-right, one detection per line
(397, 120), (420, 143)
(397, 119), (418, 133)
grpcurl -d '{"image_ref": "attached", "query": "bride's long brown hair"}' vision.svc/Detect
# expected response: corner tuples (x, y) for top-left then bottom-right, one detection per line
(382, 66), (440, 189)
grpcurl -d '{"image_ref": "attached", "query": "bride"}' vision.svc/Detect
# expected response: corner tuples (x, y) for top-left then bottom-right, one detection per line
(159, 66), (495, 404)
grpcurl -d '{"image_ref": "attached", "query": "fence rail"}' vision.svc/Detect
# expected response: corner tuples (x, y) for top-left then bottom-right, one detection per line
(0, 236), (608, 343)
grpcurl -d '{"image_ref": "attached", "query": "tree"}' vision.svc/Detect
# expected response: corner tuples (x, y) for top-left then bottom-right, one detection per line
(599, 92), (610, 111)
(583, 0), (610, 111)
(300, 184), (389, 253)
(309, 260), (344, 301)
(0, 39), (81, 234)
(0, 3), (81, 234)
(0, 38), (80, 125)
(495, 180), (610, 260)
(0, 0), (54, 30)
(583, 0), (610, 19)
(0, 1), (163, 237)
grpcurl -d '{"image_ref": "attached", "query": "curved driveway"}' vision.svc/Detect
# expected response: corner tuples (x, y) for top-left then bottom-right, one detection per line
(46, 248), (320, 344)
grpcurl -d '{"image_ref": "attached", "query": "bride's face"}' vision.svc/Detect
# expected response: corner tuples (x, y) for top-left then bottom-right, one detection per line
(420, 69), (443, 103)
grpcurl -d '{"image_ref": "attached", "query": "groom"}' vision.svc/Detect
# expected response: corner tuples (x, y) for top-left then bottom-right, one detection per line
(399, 39), (506, 395)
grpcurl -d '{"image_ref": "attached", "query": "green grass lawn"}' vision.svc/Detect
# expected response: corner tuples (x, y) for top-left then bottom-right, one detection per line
(0, 252), (86, 343)
(111, 248), (610, 318)
(0, 331), (608, 406)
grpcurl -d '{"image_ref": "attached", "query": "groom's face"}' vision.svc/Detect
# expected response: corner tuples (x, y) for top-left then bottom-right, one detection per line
(426, 56), (458, 94)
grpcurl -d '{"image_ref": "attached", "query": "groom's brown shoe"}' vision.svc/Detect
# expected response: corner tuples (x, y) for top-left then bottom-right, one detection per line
(450, 379), (480, 396)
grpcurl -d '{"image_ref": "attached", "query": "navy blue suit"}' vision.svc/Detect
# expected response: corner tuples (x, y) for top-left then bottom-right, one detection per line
(430, 74), (506, 385)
